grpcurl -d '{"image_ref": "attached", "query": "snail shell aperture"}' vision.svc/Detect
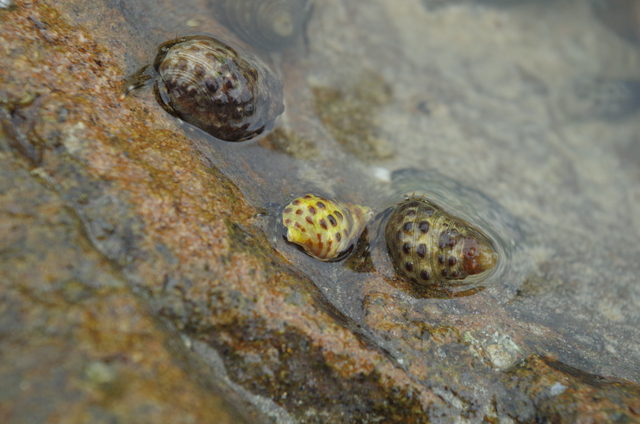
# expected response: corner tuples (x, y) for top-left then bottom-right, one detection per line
(210, 0), (312, 51)
(385, 197), (497, 287)
(153, 35), (285, 142)
(282, 194), (372, 261)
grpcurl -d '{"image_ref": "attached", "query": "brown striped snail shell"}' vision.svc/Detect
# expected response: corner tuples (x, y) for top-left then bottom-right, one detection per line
(209, 0), (312, 51)
(283, 194), (372, 261)
(385, 197), (497, 287)
(152, 35), (284, 142)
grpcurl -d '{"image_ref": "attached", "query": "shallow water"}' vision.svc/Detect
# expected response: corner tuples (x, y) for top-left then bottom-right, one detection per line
(68, 0), (640, 418)
(219, 0), (640, 384)
(138, 0), (640, 380)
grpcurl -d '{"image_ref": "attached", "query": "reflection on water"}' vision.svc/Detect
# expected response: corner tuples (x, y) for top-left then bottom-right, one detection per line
(94, 0), (640, 419)
(169, 0), (640, 391)
(238, 0), (640, 388)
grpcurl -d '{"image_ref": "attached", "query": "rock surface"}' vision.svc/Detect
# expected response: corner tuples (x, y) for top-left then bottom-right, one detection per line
(1, 0), (640, 423)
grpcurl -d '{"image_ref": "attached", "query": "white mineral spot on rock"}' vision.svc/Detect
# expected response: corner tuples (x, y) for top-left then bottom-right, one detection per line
(371, 166), (391, 183)
(62, 122), (88, 156)
(486, 343), (515, 370)
(549, 382), (568, 396)
(85, 361), (116, 384)
(485, 332), (522, 370)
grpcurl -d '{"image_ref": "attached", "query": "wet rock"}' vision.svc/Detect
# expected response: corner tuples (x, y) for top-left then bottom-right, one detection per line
(312, 70), (395, 161)
(0, 131), (250, 424)
(592, 0), (640, 45)
(1, 0), (640, 423)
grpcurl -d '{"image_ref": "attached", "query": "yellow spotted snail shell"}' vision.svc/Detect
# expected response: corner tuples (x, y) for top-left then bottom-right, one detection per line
(385, 197), (497, 287)
(210, 0), (312, 51)
(152, 35), (284, 142)
(283, 194), (372, 261)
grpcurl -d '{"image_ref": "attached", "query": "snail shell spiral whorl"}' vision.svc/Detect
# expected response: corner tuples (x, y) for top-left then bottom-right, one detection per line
(283, 194), (372, 261)
(211, 0), (311, 51)
(385, 197), (498, 287)
(153, 35), (284, 142)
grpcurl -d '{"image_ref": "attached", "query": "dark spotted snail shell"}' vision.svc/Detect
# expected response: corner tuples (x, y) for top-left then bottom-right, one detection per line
(209, 0), (312, 51)
(283, 194), (372, 261)
(152, 35), (284, 142)
(385, 197), (497, 287)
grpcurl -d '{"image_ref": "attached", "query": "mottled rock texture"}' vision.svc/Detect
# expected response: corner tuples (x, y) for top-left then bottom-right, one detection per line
(1, 1), (640, 423)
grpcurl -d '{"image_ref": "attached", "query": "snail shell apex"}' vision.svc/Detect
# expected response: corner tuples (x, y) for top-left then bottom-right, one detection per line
(153, 35), (284, 142)
(385, 198), (497, 287)
(283, 194), (372, 261)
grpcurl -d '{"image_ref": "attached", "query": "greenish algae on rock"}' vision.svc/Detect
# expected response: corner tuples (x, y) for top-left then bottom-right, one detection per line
(312, 70), (395, 161)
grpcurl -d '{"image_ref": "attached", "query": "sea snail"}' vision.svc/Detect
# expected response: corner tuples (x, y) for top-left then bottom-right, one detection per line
(282, 194), (372, 261)
(385, 197), (497, 287)
(152, 35), (284, 142)
(209, 0), (312, 51)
